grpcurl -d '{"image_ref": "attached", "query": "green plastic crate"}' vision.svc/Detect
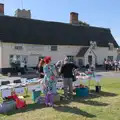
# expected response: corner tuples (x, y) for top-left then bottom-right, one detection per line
(32, 90), (41, 102)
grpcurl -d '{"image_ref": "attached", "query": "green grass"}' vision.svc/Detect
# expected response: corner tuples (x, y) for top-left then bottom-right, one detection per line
(0, 77), (120, 120)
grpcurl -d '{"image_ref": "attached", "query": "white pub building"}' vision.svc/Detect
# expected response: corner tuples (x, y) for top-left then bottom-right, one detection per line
(0, 3), (118, 74)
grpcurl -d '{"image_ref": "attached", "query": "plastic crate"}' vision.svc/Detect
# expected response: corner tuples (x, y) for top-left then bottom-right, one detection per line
(0, 100), (16, 113)
(76, 87), (89, 97)
(32, 90), (41, 102)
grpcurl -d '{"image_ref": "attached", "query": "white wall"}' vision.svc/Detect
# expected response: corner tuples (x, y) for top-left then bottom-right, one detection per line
(75, 57), (84, 66)
(1, 43), (81, 68)
(1, 42), (118, 68)
(92, 47), (117, 65)
(1, 43), (45, 68)
(49, 45), (81, 63)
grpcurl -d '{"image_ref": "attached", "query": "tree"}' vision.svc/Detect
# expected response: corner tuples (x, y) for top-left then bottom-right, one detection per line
(79, 20), (89, 26)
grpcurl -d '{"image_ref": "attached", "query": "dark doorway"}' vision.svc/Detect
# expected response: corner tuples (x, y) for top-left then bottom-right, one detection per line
(78, 59), (83, 66)
(88, 55), (92, 65)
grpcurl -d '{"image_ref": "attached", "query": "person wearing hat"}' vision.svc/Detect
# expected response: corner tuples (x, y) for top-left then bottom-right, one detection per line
(60, 57), (78, 100)
(42, 56), (57, 107)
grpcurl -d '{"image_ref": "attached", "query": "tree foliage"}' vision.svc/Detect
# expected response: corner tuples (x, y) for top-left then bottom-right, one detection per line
(79, 20), (89, 26)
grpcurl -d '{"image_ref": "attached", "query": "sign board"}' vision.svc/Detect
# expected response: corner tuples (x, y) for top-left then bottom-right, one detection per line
(1, 89), (12, 98)
(14, 87), (24, 94)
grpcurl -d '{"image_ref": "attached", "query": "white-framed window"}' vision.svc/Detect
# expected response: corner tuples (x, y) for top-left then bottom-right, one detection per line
(67, 55), (74, 62)
(108, 56), (113, 61)
(14, 46), (23, 50)
(9, 55), (28, 67)
(51, 45), (58, 51)
(9, 55), (21, 67)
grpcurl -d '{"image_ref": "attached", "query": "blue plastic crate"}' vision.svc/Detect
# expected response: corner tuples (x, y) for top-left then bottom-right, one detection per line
(76, 87), (89, 97)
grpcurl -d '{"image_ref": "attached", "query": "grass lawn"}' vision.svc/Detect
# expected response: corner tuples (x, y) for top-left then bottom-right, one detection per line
(0, 77), (120, 120)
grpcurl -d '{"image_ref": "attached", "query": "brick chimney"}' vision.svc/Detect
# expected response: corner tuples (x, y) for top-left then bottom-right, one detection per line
(70, 12), (79, 25)
(0, 3), (4, 15)
(14, 9), (31, 19)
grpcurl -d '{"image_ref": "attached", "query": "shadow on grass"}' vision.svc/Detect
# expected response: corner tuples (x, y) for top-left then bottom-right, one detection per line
(55, 100), (71, 106)
(54, 106), (96, 118)
(72, 90), (117, 106)
(58, 95), (109, 107)
(90, 90), (118, 97)
(6, 103), (45, 115)
(54, 90), (115, 107)
(4, 90), (117, 116)
(77, 100), (109, 106)
(6, 101), (96, 118)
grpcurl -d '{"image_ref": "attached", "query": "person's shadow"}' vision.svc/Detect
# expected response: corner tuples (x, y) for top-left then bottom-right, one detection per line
(90, 90), (117, 97)
(6, 103), (45, 115)
(76, 99), (109, 106)
(54, 105), (96, 118)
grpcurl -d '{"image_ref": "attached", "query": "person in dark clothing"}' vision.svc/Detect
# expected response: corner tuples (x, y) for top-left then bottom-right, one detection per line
(104, 60), (108, 71)
(86, 64), (90, 69)
(60, 57), (78, 100)
(38, 59), (45, 78)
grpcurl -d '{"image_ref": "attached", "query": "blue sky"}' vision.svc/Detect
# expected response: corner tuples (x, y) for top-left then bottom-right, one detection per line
(1, 0), (120, 45)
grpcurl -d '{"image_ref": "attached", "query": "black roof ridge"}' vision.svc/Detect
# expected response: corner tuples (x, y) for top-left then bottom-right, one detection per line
(0, 15), (110, 31)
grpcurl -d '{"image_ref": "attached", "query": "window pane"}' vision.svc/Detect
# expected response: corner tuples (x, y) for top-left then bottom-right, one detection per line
(108, 56), (113, 61)
(14, 46), (23, 50)
(51, 46), (57, 51)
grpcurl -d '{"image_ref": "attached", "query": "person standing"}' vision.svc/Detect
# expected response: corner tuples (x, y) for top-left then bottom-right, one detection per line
(118, 60), (120, 71)
(104, 60), (108, 72)
(114, 60), (118, 71)
(90, 64), (95, 77)
(43, 56), (57, 107)
(38, 59), (45, 78)
(60, 57), (78, 100)
(20, 61), (25, 74)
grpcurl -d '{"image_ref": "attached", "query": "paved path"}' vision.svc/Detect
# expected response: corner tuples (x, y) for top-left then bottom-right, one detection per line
(0, 71), (120, 85)
(96, 71), (120, 78)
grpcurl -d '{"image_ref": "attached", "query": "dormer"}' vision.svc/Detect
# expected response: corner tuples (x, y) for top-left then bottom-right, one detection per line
(90, 41), (97, 49)
(108, 42), (114, 50)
